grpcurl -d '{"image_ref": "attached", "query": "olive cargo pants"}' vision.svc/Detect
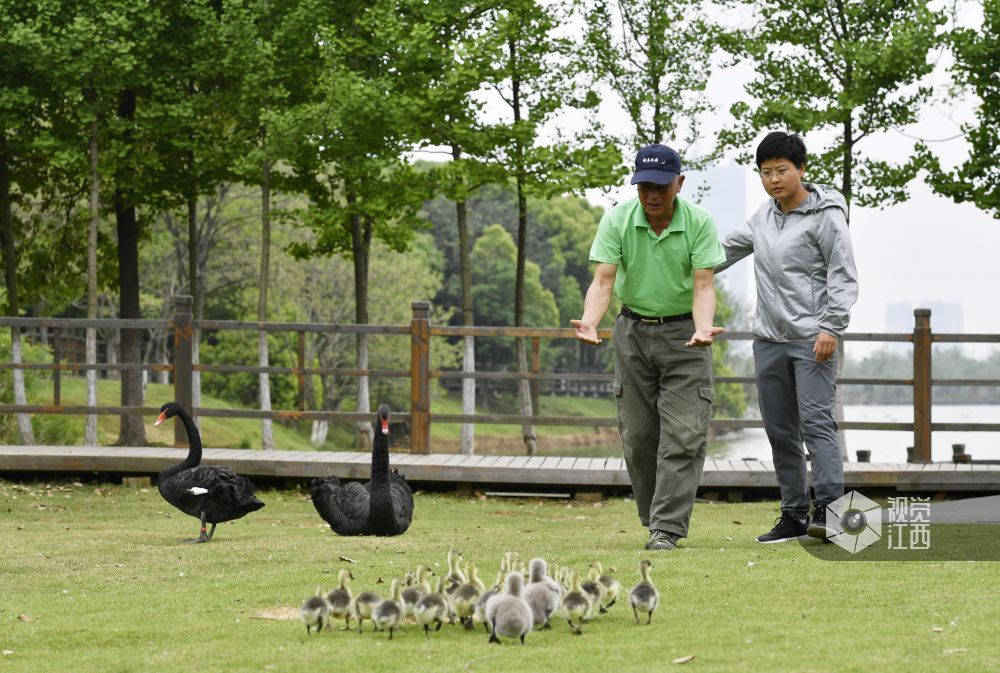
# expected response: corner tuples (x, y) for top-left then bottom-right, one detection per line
(612, 315), (714, 538)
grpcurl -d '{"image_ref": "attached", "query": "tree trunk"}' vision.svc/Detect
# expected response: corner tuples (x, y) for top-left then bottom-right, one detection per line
(85, 119), (99, 446)
(187, 192), (200, 428)
(312, 370), (338, 448)
(106, 327), (119, 380)
(115, 89), (145, 446)
(191, 331), (201, 427)
(508, 37), (537, 456)
(258, 158), (274, 450)
(1, 137), (34, 444)
(453, 145), (476, 455)
(303, 331), (325, 447)
(835, 119), (855, 461)
(351, 205), (373, 449)
(9, 332), (34, 443)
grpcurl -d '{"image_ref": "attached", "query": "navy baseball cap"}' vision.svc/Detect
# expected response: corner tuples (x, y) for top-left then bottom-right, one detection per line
(630, 144), (682, 185)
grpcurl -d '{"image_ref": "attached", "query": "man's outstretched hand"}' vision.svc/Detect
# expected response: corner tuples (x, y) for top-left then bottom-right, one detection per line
(687, 326), (726, 347)
(571, 319), (602, 345)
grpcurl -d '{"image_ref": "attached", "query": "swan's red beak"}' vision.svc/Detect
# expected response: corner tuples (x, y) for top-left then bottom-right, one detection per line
(154, 412), (167, 427)
(381, 418), (389, 435)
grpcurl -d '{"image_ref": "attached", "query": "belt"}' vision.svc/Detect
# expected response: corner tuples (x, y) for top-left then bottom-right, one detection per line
(620, 306), (693, 325)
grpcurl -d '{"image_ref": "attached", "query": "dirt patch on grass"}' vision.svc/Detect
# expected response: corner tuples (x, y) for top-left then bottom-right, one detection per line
(252, 606), (299, 621)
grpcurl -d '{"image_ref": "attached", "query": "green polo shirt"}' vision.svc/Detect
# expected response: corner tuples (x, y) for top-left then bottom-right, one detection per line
(589, 195), (726, 316)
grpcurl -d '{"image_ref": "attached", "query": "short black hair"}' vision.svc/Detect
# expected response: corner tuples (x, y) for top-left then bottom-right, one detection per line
(755, 132), (806, 168)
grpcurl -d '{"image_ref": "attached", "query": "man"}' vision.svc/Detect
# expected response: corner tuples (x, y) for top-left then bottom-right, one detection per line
(716, 131), (859, 544)
(572, 144), (726, 551)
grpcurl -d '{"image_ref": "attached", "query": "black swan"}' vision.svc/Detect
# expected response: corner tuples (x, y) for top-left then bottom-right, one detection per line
(154, 401), (265, 542)
(310, 404), (414, 536)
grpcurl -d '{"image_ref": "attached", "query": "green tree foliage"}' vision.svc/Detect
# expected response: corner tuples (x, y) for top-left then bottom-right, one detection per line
(200, 330), (299, 409)
(719, 0), (946, 209)
(920, 0), (999, 218)
(580, 0), (717, 154)
(423, 185), (603, 318)
(471, 224), (559, 368)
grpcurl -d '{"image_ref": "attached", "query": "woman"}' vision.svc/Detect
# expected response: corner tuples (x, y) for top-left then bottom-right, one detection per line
(717, 131), (859, 544)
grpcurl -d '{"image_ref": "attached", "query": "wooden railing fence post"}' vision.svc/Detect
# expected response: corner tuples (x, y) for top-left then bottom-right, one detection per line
(410, 301), (431, 454)
(173, 295), (193, 447)
(530, 336), (541, 417)
(296, 331), (306, 411)
(53, 327), (61, 405)
(912, 308), (932, 463)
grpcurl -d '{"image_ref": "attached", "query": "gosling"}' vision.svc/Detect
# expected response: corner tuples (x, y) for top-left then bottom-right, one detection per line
(589, 561), (621, 613)
(579, 570), (605, 622)
(371, 578), (405, 639)
(474, 570), (506, 632)
(522, 558), (560, 630)
(558, 571), (591, 635)
(300, 588), (330, 635)
(452, 561), (485, 629)
(484, 571), (533, 645)
(401, 564), (433, 617)
(445, 549), (467, 596)
(352, 588), (382, 633)
(326, 569), (354, 630)
(413, 576), (453, 638)
(628, 559), (659, 625)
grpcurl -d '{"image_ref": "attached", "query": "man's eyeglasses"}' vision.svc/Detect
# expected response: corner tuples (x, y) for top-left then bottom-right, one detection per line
(759, 167), (793, 179)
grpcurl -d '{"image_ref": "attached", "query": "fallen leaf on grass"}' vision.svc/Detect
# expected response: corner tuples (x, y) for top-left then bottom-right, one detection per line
(732, 521), (742, 525)
(17, 613), (32, 622)
(672, 655), (695, 664)
(252, 606), (300, 621)
(339, 555), (357, 564)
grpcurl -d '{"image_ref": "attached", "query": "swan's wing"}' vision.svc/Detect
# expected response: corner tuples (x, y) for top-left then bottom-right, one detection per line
(388, 469), (414, 533)
(198, 467), (264, 509)
(310, 476), (369, 535)
(160, 466), (263, 522)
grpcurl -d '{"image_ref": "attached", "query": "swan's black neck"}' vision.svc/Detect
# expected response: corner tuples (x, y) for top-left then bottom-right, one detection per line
(369, 430), (390, 492)
(161, 407), (203, 477)
(367, 429), (395, 526)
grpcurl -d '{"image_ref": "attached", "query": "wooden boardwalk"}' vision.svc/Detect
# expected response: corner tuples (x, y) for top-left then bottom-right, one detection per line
(1, 445), (998, 493)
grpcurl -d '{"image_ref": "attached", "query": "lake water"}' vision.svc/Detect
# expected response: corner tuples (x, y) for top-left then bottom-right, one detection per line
(710, 404), (1000, 463)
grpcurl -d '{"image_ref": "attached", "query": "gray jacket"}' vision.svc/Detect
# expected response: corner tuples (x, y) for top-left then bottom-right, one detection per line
(717, 183), (859, 341)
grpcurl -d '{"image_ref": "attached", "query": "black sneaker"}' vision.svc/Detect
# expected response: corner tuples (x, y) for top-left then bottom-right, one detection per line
(807, 506), (834, 541)
(645, 529), (679, 551)
(756, 513), (807, 544)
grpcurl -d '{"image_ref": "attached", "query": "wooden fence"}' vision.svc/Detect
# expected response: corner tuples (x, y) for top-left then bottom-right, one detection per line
(3, 299), (1000, 462)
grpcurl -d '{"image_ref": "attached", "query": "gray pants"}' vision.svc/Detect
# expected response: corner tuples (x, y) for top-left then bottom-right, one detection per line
(613, 315), (714, 538)
(753, 339), (844, 517)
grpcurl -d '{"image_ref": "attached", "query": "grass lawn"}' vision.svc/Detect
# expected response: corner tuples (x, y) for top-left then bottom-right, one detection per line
(20, 378), (323, 451)
(14, 376), (622, 452)
(2, 480), (996, 673)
